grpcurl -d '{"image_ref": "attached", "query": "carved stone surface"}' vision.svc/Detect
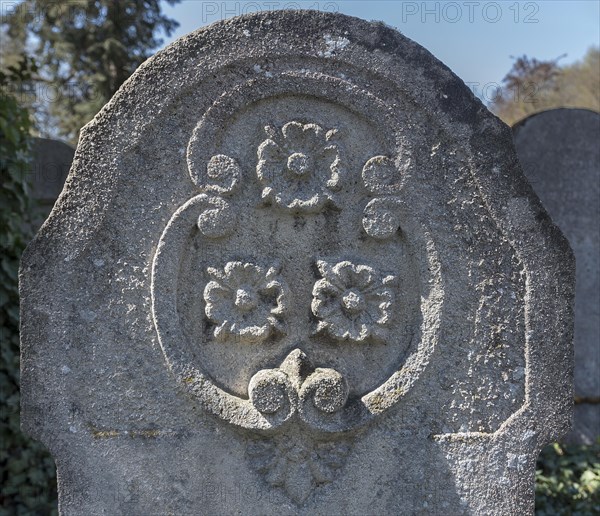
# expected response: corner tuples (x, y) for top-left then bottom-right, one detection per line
(513, 108), (599, 445)
(204, 261), (288, 343)
(20, 11), (574, 515)
(311, 259), (396, 342)
(257, 121), (342, 212)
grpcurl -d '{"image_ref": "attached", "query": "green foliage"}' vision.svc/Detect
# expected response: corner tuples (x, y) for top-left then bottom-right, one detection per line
(0, 55), (57, 515)
(491, 47), (600, 125)
(536, 441), (600, 515)
(2, 0), (181, 143)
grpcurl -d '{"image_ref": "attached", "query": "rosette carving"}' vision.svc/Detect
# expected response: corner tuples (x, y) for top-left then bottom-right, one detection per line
(204, 261), (288, 344)
(312, 259), (396, 343)
(256, 121), (342, 212)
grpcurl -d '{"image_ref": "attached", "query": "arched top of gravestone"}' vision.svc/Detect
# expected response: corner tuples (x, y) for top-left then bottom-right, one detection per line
(35, 9), (527, 250)
(21, 10), (574, 472)
(512, 107), (600, 131)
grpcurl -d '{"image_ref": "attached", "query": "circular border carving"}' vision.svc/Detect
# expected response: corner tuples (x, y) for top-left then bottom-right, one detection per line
(152, 70), (443, 432)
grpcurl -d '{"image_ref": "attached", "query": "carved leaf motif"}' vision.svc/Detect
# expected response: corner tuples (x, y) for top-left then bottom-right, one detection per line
(361, 155), (407, 239)
(285, 462), (313, 504)
(195, 194), (235, 238)
(194, 155), (242, 238)
(361, 155), (406, 195)
(204, 154), (241, 194)
(246, 430), (353, 504)
(189, 154), (241, 194)
(247, 349), (350, 430)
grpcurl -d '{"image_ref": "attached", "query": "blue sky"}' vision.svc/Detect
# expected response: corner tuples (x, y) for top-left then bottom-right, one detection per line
(161, 1), (600, 103)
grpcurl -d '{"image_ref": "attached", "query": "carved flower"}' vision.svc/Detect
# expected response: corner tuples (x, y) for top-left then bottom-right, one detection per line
(247, 430), (352, 504)
(204, 262), (288, 343)
(256, 121), (342, 212)
(312, 260), (396, 342)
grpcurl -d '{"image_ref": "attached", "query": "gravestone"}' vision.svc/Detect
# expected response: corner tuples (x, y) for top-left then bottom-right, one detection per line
(20, 11), (574, 515)
(29, 137), (74, 230)
(513, 108), (600, 444)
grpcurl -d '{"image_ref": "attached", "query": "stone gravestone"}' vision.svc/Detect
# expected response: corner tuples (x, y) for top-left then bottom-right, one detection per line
(29, 137), (74, 230)
(513, 108), (600, 444)
(20, 11), (574, 515)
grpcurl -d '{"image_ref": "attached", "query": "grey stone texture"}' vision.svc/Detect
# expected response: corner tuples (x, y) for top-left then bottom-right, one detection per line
(20, 11), (575, 515)
(513, 108), (600, 444)
(29, 137), (74, 230)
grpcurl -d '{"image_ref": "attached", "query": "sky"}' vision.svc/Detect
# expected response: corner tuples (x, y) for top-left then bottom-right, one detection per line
(160, 0), (600, 103)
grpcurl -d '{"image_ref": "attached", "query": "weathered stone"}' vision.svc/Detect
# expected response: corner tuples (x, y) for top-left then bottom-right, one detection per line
(513, 108), (600, 444)
(29, 137), (74, 230)
(20, 11), (574, 515)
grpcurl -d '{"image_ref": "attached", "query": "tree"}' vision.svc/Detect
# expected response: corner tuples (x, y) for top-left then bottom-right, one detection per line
(0, 55), (58, 515)
(2, 0), (181, 143)
(491, 47), (600, 125)
(555, 48), (600, 114)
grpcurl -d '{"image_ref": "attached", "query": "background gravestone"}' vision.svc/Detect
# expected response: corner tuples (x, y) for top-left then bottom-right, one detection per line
(513, 108), (600, 445)
(29, 137), (74, 230)
(20, 11), (574, 515)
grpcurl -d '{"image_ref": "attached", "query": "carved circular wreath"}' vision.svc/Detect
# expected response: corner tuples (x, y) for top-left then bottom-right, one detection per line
(154, 72), (442, 435)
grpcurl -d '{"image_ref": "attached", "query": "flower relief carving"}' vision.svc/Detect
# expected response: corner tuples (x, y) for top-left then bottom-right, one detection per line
(203, 261), (288, 343)
(180, 124), (409, 504)
(312, 260), (396, 343)
(153, 89), (439, 508)
(361, 155), (408, 239)
(256, 121), (343, 212)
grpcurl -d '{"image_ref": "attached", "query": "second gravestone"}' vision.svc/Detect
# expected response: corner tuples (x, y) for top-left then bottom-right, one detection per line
(514, 109), (600, 444)
(20, 11), (574, 515)
(30, 137), (75, 231)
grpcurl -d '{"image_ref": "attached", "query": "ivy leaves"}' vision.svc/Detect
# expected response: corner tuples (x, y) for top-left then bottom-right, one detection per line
(536, 441), (600, 515)
(1, 56), (58, 515)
